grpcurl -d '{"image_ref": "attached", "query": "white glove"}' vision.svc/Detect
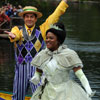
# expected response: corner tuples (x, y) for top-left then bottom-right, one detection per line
(75, 69), (95, 97)
(89, 90), (96, 97)
(30, 71), (40, 85)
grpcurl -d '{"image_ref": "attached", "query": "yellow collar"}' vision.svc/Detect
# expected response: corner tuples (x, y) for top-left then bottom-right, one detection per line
(25, 24), (35, 32)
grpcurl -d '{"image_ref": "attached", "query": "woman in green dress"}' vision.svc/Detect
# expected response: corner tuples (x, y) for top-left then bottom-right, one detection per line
(30, 22), (95, 100)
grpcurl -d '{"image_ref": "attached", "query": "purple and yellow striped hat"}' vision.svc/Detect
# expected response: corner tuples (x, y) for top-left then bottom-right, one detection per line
(18, 6), (42, 18)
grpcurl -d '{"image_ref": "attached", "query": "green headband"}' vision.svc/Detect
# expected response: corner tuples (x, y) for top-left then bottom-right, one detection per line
(23, 8), (37, 12)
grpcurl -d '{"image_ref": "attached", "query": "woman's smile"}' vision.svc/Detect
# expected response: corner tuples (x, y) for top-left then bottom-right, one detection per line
(46, 32), (59, 51)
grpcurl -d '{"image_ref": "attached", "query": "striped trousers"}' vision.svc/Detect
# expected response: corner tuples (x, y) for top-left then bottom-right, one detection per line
(12, 62), (38, 100)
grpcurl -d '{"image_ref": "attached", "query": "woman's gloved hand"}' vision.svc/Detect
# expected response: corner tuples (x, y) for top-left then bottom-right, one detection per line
(30, 71), (41, 85)
(75, 68), (96, 98)
(89, 90), (96, 97)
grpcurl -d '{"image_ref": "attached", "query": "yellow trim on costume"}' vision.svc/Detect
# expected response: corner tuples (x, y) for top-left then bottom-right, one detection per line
(25, 24), (35, 32)
(0, 92), (31, 100)
(39, 0), (68, 40)
(9, 1), (68, 42)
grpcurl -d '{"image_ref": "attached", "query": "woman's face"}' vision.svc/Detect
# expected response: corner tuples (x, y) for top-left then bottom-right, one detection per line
(46, 32), (59, 51)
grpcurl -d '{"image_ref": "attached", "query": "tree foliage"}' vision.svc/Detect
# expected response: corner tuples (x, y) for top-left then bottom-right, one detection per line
(1, 0), (49, 7)
(0, 0), (100, 7)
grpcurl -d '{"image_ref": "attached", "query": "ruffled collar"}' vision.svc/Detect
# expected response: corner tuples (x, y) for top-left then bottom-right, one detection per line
(45, 45), (68, 56)
(31, 44), (83, 69)
(31, 45), (68, 67)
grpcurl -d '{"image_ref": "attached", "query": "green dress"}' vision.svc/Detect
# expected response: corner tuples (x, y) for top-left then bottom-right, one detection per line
(30, 45), (92, 100)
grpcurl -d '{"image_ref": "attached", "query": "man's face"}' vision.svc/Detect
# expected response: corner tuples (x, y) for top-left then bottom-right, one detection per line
(24, 13), (37, 28)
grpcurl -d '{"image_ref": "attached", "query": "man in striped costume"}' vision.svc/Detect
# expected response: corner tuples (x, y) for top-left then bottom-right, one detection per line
(5, 0), (68, 100)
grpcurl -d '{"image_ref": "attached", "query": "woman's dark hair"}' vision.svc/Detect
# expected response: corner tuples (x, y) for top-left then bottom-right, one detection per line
(46, 22), (66, 45)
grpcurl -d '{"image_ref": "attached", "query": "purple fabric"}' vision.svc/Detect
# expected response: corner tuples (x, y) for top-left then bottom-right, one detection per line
(35, 29), (40, 38)
(13, 27), (44, 100)
(25, 53), (32, 63)
(25, 41), (33, 51)
(0, 98), (5, 100)
(18, 54), (24, 64)
(12, 63), (38, 100)
(17, 44), (24, 51)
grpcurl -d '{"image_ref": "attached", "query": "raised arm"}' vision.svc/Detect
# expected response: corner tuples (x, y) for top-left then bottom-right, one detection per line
(40, 0), (69, 40)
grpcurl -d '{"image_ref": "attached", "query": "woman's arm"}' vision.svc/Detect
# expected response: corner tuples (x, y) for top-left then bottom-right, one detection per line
(36, 68), (43, 74)
(30, 68), (43, 85)
(73, 67), (95, 97)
